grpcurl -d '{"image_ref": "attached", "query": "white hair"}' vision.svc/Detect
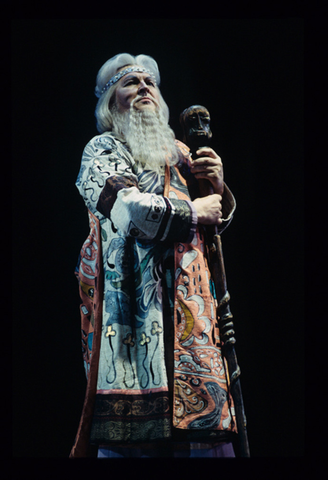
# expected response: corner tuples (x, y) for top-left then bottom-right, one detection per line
(94, 53), (170, 133)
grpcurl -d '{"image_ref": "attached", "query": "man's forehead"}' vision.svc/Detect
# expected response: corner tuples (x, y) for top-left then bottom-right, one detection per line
(117, 65), (155, 81)
(101, 65), (157, 94)
(121, 71), (154, 81)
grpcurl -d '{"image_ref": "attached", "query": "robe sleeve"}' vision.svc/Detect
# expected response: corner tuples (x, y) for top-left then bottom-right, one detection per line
(217, 183), (237, 234)
(76, 133), (197, 243)
(109, 186), (197, 243)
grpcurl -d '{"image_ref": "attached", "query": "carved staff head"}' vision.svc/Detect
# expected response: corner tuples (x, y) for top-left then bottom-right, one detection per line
(179, 105), (212, 148)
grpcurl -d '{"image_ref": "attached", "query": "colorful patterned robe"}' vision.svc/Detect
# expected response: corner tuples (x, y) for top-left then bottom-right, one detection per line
(70, 131), (237, 457)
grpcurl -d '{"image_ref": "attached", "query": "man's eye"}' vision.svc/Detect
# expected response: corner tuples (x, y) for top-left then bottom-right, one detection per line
(123, 77), (138, 86)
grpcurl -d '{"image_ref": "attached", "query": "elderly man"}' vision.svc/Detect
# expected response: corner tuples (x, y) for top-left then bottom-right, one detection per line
(70, 53), (237, 458)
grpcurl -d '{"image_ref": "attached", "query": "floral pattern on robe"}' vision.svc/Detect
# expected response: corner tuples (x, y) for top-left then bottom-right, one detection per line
(72, 132), (237, 450)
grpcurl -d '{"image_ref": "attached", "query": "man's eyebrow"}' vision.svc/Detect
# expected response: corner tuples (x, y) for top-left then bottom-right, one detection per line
(122, 74), (138, 83)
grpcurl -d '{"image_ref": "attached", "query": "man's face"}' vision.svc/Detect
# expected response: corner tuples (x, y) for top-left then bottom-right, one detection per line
(115, 66), (160, 113)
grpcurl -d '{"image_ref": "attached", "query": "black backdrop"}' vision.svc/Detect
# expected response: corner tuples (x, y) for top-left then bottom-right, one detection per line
(12, 18), (304, 458)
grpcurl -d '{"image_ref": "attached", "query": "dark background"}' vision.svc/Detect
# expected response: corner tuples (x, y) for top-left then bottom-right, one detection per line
(12, 18), (304, 458)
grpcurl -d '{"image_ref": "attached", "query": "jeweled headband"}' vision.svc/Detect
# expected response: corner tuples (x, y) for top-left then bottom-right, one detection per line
(101, 66), (157, 95)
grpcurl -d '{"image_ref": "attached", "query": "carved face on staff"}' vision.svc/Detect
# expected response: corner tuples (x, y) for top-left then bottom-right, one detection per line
(179, 105), (212, 146)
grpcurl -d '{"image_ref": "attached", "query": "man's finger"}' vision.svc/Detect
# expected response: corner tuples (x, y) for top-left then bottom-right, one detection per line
(196, 147), (217, 157)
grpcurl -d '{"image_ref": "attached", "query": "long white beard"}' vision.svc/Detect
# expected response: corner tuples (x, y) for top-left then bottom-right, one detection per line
(111, 100), (179, 174)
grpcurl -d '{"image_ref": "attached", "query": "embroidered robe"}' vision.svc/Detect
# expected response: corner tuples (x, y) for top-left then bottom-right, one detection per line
(70, 132), (237, 457)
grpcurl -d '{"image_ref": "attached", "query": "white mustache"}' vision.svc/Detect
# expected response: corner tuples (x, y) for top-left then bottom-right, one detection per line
(131, 95), (160, 109)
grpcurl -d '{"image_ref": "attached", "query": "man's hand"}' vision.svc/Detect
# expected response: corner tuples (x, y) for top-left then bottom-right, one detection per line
(192, 194), (223, 225)
(190, 147), (224, 195)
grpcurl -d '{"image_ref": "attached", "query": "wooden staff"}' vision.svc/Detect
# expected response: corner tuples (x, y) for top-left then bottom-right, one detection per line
(180, 105), (250, 457)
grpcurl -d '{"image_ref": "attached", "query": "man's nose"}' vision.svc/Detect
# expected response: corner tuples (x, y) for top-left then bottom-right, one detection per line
(138, 81), (150, 94)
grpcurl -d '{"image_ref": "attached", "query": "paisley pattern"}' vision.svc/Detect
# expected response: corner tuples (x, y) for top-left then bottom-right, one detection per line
(74, 132), (237, 447)
(170, 173), (237, 434)
(75, 211), (101, 378)
(174, 379), (208, 426)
